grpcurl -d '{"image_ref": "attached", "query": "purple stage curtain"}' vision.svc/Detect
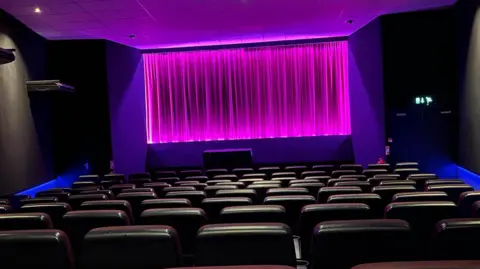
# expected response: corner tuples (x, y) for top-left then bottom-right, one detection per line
(144, 41), (350, 144)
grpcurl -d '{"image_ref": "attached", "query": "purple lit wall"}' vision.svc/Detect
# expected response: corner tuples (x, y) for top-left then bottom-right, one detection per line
(143, 42), (351, 144)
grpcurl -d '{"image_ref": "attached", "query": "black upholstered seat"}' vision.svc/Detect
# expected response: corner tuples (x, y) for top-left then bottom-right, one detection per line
(367, 163), (391, 170)
(458, 191), (480, 217)
(128, 178), (152, 187)
(407, 173), (437, 190)
(79, 225), (181, 269)
(232, 168), (254, 177)
(213, 174), (239, 181)
(392, 191), (450, 203)
(272, 172), (296, 179)
(109, 184), (136, 196)
(206, 179), (232, 185)
(143, 182), (171, 195)
(427, 184), (474, 202)
(215, 182), (245, 189)
(394, 168), (420, 179)
(327, 194), (382, 217)
(289, 182), (325, 197)
(20, 203), (71, 228)
(266, 187), (309, 196)
(195, 223), (296, 266)
(372, 186), (416, 206)
(139, 208), (207, 255)
(367, 177), (399, 186)
(247, 184), (281, 203)
(115, 192), (157, 221)
(363, 169), (389, 178)
(301, 171), (327, 179)
(72, 181), (97, 189)
(141, 198), (191, 211)
(335, 181), (372, 192)
(299, 203), (371, 258)
(185, 176), (209, 183)
(264, 195), (316, 231)
(36, 191), (70, 202)
(78, 175), (100, 183)
(312, 164), (334, 174)
(70, 186), (103, 195)
(271, 177), (297, 187)
(352, 261), (480, 269)
(201, 197), (252, 222)
(304, 176), (331, 184)
(129, 172), (151, 181)
(340, 164), (363, 173)
(179, 170), (203, 179)
(0, 229), (73, 269)
(206, 169), (228, 178)
(380, 180), (416, 186)
(219, 205), (286, 223)
(80, 189), (114, 199)
(396, 162), (419, 169)
(161, 186), (196, 197)
(80, 200), (134, 223)
(432, 218), (480, 260)
(374, 174), (401, 179)
(258, 167), (281, 176)
(239, 178), (265, 186)
(285, 165), (307, 177)
(425, 179), (464, 187)
(340, 174), (368, 180)
(332, 170), (357, 178)
(327, 178), (359, 187)
(68, 194), (108, 210)
(0, 213), (53, 230)
(311, 219), (414, 269)
(0, 205), (12, 213)
(215, 189), (257, 200)
(100, 179), (124, 189)
(153, 170), (176, 179)
(62, 210), (130, 253)
(317, 186), (362, 203)
(242, 173), (268, 179)
(154, 177), (180, 185)
(385, 201), (458, 237)
(289, 179), (320, 185)
(104, 174), (125, 182)
(20, 196), (59, 206)
(121, 187), (155, 193)
(165, 191), (207, 207)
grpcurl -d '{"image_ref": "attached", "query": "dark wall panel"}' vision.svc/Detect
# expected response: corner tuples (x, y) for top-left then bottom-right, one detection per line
(381, 8), (458, 176)
(47, 40), (112, 175)
(0, 10), (51, 195)
(348, 18), (386, 166)
(457, 0), (480, 173)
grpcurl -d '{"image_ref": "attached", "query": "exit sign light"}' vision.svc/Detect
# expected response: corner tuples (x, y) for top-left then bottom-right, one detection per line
(414, 96), (433, 106)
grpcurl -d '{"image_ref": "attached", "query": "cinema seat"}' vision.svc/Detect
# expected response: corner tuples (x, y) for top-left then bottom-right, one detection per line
(116, 192), (157, 221)
(78, 175), (100, 183)
(372, 186), (416, 206)
(179, 183), (208, 190)
(72, 181), (97, 189)
(305, 176), (331, 184)
(153, 170), (176, 179)
(155, 177), (180, 185)
(258, 167), (281, 175)
(392, 192), (450, 203)
(139, 208), (207, 255)
(215, 189), (257, 200)
(367, 163), (391, 170)
(394, 168), (420, 179)
(121, 187), (154, 193)
(242, 173), (267, 179)
(161, 186), (196, 197)
(426, 184), (474, 202)
(380, 180), (416, 186)
(20, 196), (59, 206)
(363, 169), (389, 178)
(109, 184), (135, 196)
(202, 197), (252, 222)
(272, 172), (296, 178)
(36, 191), (70, 202)
(311, 219), (414, 269)
(62, 210), (130, 253)
(433, 219), (480, 260)
(239, 178), (265, 186)
(68, 194), (108, 210)
(206, 168), (228, 178)
(70, 186), (102, 195)
(141, 199), (191, 211)
(195, 223), (296, 266)
(301, 171), (327, 178)
(266, 188), (309, 196)
(374, 174), (401, 179)
(332, 170), (357, 178)
(340, 164), (363, 173)
(0, 229), (73, 269)
(0, 205), (12, 213)
(20, 203), (71, 228)
(425, 179), (464, 187)
(317, 187), (362, 203)
(0, 212), (53, 230)
(368, 177), (399, 186)
(80, 200), (134, 223)
(340, 174), (368, 180)
(248, 184), (281, 203)
(179, 170), (203, 179)
(79, 226), (181, 269)
(264, 195), (316, 232)
(459, 191), (480, 216)
(327, 178), (359, 187)
(165, 191), (207, 208)
(396, 162), (419, 169)
(407, 173), (437, 190)
(327, 194), (383, 217)
(219, 205), (286, 223)
(299, 203), (371, 258)
(206, 179), (232, 185)
(185, 176), (209, 183)
(143, 182), (171, 195)
(232, 168), (254, 177)
(335, 181), (372, 192)
(213, 174), (238, 181)
(271, 177), (297, 187)
(216, 182), (245, 188)
(385, 202), (458, 237)
(104, 174), (125, 182)
(100, 179), (123, 189)
(129, 172), (151, 181)
(289, 182), (325, 197)
(352, 261), (480, 269)
(285, 165), (307, 176)
(80, 189), (114, 199)
(128, 178), (152, 187)
(312, 164), (334, 174)
(289, 179), (321, 184)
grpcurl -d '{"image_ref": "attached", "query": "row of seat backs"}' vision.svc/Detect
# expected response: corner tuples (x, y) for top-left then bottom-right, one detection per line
(1, 218), (478, 269)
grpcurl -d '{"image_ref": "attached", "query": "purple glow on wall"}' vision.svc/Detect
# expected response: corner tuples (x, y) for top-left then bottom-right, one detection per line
(144, 41), (351, 144)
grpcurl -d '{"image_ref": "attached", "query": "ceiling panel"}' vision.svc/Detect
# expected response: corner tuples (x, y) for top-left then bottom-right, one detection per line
(0, 0), (456, 49)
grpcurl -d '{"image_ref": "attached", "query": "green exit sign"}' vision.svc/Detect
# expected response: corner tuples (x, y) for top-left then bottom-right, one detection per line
(414, 96), (433, 106)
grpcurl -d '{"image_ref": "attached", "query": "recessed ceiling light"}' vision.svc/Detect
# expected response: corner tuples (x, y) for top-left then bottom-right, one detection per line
(34, 7), (41, 13)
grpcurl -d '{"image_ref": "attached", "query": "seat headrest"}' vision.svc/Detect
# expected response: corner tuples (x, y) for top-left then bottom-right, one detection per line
(315, 219), (410, 233)
(121, 187), (154, 193)
(202, 197), (252, 204)
(68, 194), (108, 200)
(379, 180), (415, 186)
(302, 203), (370, 213)
(163, 186), (196, 192)
(372, 185), (416, 192)
(215, 189), (257, 196)
(21, 202), (71, 210)
(221, 205), (285, 214)
(386, 201), (457, 211)
(21, 197), (59, 205)
(63, 210), (130, 223)
(198, 222), (292, 236)
(0, 213), (53, 229)
(142, 198), (191, 206)
(427, 184), (473, 191)
(116, 192), (157, 199)
(247, 184), (281, 189)
(110, 184), (136, 189)
(437, 218), (480, 232)
(290, 182), (325, 187)
(144, 182), (170, 187)
(426, 179), (464, 185)
(319, 186), (362, 192)
(266, 188), (309, 195)
(335, 181), (371, 187)
(393, 191), (449, 202)
(141, 208), (206, 218)
(327, 193), (381, 202)
(264, 195), (316, 203)
(205, 185), (238, 191)
(165, 191), (207, 197)
(408, 173), (437, 179)
(81, 199), (131, 208)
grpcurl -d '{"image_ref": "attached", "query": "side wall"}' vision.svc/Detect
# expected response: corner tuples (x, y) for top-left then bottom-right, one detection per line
(348, 18), (386, 166)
